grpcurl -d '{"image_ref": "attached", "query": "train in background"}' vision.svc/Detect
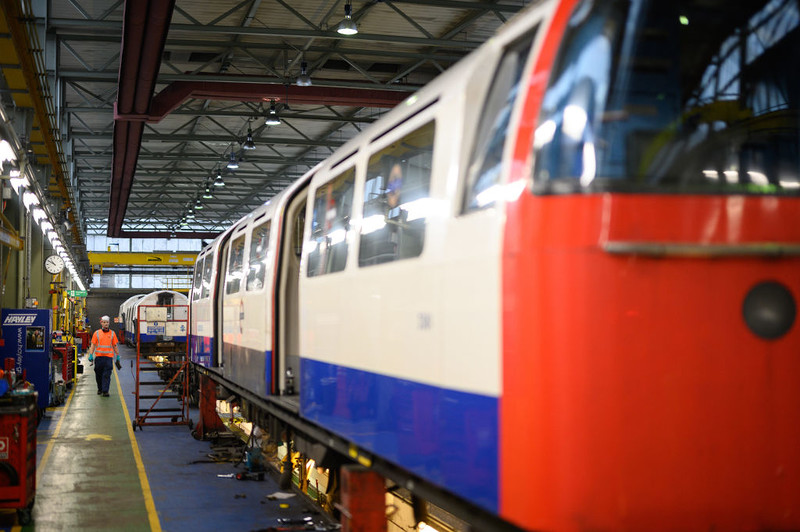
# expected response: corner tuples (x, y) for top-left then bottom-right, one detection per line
(119, 293), (144, 344)
(190, 0), (800, 529)
(119, 290), (188, 348)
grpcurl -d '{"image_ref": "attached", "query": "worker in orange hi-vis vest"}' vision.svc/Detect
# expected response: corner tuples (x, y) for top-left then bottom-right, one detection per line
(87, 315), (120, 397)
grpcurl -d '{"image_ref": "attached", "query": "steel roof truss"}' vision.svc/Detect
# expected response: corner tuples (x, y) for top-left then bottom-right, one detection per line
(384, 1), (435, 39)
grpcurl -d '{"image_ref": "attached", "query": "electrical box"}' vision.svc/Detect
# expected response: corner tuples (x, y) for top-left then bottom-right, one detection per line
(0, 309), (52, 410)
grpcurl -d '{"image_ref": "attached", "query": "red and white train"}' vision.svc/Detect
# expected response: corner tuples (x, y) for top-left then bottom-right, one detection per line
(190, 0), (800, 529)
(119, 290), (188, 346)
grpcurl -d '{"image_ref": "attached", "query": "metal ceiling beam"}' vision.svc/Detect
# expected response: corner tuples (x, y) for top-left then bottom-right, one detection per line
(117, 230), (221, 239)
(65, 106), (380, 123)
(152, 1), (262, 203)
(50, 18), (486, 48)
(58, 0), (508, 239)
(136, 81), (412, 122)
(1, 0), (83, 244)
(99, 0), (408, 240)
(73, 131), (345, 147)
(55, 34), (467, 63)
(108, 0), (176, 237)
(75, 152), (326, 164)
(59, 70), (423, 92)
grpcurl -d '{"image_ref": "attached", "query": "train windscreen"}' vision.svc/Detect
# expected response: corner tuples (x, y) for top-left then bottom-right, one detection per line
(532, 0), (800, 195)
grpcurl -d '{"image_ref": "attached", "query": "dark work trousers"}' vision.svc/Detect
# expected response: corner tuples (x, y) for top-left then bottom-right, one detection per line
(94, 356), (113, 394)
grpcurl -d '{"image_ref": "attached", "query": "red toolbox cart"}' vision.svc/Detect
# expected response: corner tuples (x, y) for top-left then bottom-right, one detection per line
(0, 391), (36, 525)
(52, 342), (75, 384)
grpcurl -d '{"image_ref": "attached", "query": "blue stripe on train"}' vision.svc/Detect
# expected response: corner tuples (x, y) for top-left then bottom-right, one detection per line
(190, 334), (215, 367)
(300, 358), (498, 512)
(265, 350), (272, 395)
(138, 334), (187, 343)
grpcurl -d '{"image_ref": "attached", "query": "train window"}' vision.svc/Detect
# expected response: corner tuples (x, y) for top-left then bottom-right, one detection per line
(359, 121), (435, 267)
(225, 235), (246, 294)
(293, 208), (305, 259)
(307, 168), (356, 277)
(201, 252), (213, 299)
(192, 256), (204, 301)
(464, 31), (536, 212)
(531, 0), (800, 195)
(246, 221), (271, 291)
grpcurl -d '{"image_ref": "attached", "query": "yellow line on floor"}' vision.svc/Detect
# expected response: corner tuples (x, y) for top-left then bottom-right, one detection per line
(115, 369), (162, 532)
(22, 386), (77, 531)
(37, 386), (76, 484)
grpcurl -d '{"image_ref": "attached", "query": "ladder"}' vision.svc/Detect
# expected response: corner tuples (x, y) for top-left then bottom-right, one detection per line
(132, 304), (191, 430)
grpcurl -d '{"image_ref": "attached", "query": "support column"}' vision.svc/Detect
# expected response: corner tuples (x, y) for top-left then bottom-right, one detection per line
(340, 464), (386, 532)
(193, 374), (225, 439)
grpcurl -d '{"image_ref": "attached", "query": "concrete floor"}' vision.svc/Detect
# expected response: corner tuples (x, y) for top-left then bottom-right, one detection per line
(0, 345), (332, 531)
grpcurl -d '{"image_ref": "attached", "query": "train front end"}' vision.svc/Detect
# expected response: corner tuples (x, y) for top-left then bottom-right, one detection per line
(502, 0), (800, 529)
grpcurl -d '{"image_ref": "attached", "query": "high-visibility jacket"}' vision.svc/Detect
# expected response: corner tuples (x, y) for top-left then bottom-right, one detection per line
(92, 329), (118, 357)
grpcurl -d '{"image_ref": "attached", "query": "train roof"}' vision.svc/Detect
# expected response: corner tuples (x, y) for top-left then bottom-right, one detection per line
(135, 290), (189, 306)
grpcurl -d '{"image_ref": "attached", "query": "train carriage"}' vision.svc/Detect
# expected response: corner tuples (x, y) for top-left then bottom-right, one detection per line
(119, 293), (145, 345)
(189, 229), (231, 367)
(192, 175), (313, 397)
(191, 0), (800, 529)
(132, 290), (189, 348)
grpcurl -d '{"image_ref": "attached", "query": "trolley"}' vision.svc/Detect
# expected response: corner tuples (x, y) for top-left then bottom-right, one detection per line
(0, 390), (37, 525)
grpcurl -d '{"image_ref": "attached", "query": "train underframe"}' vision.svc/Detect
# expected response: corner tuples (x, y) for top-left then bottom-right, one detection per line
(189, 362), (521, 532)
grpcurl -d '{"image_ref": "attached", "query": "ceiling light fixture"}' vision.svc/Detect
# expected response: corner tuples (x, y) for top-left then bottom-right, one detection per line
(31, 207), (46, 224)
(243, 126), (256, 150)
(214, 173), (225, 187)
(265, 101), (281, 126)
(195, 199), (204, 210)
(22, 191), (39, 209)
(203, 186), (213, 199)
(227, 152), (239, 170)
(8, 161), (20, 178)
(296, 61), (312, 87)
(9, 166), (27, 193)
(338, 1), (358, 35)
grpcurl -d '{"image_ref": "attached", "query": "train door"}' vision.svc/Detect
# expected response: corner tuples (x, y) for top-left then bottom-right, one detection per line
(217, 234), (235, 372)
(189, 254), (204, 364)
(157, 292), (172, 340)
(276, 184), (309, 398)
(204, 232), (231, 370)
(220, 222), (271, 396)
(239, 212), (273, 397)
(214, 246), (225, 369)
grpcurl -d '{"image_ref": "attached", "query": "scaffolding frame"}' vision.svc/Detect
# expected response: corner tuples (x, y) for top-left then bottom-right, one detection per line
(133, 304), (191, 429)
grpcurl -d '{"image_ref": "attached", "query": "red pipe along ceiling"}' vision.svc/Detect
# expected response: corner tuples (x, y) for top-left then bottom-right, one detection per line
(108, 1), (413, 238)
(109, 0), (175, 236)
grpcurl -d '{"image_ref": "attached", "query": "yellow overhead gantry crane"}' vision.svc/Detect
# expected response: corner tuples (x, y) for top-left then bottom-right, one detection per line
(88, 252), (198, 292)
(88, 252), (198, 267)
